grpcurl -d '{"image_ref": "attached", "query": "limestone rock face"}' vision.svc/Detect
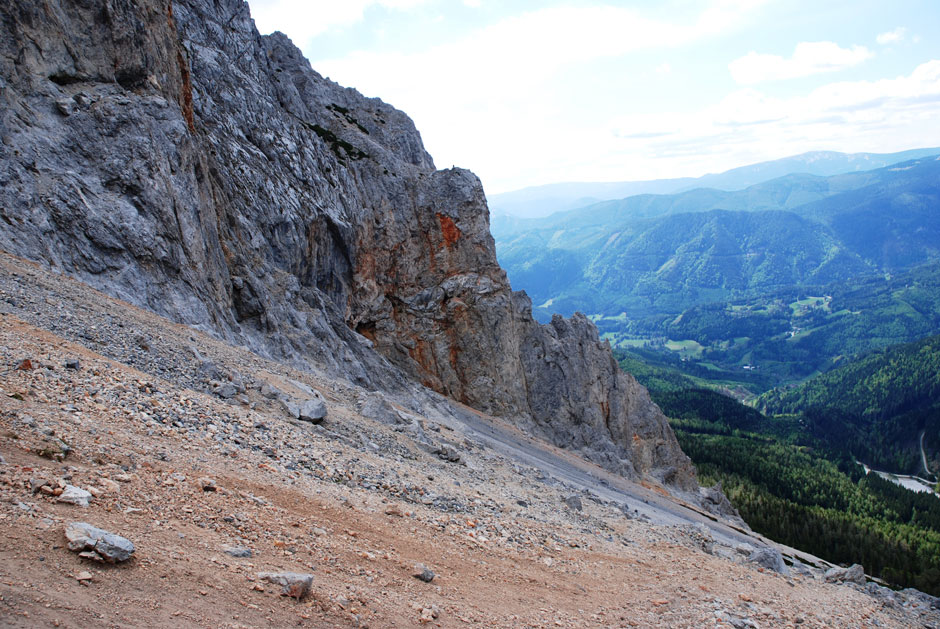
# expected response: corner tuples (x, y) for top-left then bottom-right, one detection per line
(0, 0), (693, 488)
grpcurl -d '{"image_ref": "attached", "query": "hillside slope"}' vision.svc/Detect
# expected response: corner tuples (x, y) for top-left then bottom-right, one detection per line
(2, 252), (936, 626)
(760, 335), (940, 475)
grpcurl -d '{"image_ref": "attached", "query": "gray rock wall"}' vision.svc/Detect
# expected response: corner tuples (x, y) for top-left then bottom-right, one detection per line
(0, 0), (693, 488)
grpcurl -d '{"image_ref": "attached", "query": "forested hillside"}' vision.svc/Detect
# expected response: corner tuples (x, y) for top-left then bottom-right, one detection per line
(618, 349), (940, 595)
(759, 335), (940, 474)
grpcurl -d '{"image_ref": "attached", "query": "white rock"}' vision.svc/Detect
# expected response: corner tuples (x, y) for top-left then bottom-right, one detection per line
(57, 485), (92, 507)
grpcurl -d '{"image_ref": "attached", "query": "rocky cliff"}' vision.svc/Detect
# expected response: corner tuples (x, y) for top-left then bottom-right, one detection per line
(0, 0), (693, 487)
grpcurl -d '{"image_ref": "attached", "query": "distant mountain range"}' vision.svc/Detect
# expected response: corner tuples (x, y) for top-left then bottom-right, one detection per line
(489, 148), (940, 219)
(494, 154), (940, 322)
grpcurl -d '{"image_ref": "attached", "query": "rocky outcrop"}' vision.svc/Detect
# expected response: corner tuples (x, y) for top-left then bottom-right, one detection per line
(0, 0), (693, 488)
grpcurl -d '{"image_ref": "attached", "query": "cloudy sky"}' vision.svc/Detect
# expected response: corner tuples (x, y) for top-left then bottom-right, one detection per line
(247, 0), (940, 194)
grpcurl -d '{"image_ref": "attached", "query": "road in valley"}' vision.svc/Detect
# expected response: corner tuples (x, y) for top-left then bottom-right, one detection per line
(921, 430), (932, 478)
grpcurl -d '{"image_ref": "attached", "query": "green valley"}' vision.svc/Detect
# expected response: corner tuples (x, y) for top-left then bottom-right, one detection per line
(617, 344), (940, 596)
(497, 151), (940, 596)
(496, 156), (940, 391)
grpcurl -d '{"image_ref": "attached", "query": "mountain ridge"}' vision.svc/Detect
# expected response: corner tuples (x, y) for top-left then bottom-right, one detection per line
(494, 156), (940, 323)
(489, 148), (940, 218)
(0, 0), (691, 486)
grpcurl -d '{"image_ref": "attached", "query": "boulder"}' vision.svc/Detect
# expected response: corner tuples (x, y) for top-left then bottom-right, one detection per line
(747, 547), (789, 576)
(825, 563), (865, 585)
(563, 495), (583, 512)
(413, 564), (435, 583)
(65, 522), (135, 563)
(281, 393), (327, 423)
(298, 398), (327, 423)
(257, 572), (313, 599)
(57, 485), (92, 507)
(260, 383), (282, 400)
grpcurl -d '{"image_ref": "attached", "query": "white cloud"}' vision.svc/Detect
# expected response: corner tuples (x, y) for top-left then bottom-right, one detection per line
(250, 1), (938, 193)
(604, 60), (940, 184)
(463, 0), (482, 7)
(729, 41), (874, 85)
(655, 62), (672, 74)
(248, 0), (429, 45)
(310, 3), (765, 185)
(877, 27), (907, 45)
(317, 3), (766, 95)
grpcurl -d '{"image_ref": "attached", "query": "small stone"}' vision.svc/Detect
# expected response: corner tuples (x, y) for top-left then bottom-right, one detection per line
(260, 383), (281, 399)
(15, 358), (34, 371)
(224, 546), (252, 558)
(212, 381), (238, 399)
(55, 98), (75, 116)
(198, 477), (217, 492)
(99, 478), (121, 493)
(384, 505), (403, 517)
(281, 398), (301, 419)
(281, 394), (327, 423)
(563, 495), (583, 511)
(413, 564), (435, 583)
(29, 478), (49, 494)
(75, 571), (93, 582)
(433, 445), (461, 463)
(57, 485), (93, 508)
(257, 572), (313, 600)
(65, 522), (135, 563)
(64, 359), (81, 370)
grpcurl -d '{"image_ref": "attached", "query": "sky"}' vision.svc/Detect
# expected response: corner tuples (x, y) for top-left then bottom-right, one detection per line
(246, 0), (940, 194)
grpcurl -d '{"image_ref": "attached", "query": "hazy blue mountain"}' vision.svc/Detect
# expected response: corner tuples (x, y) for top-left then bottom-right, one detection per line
(489, 147), (940, 219)
(495, 155), (940, 321)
